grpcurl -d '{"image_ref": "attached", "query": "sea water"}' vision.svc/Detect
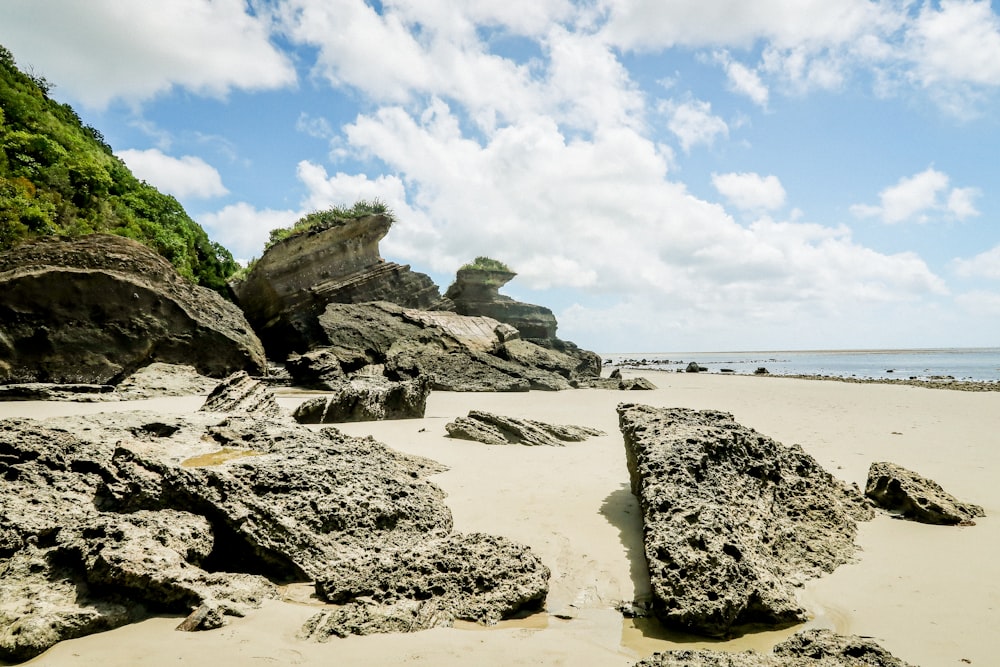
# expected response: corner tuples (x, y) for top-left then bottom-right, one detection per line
(602, 348), (1000, 382)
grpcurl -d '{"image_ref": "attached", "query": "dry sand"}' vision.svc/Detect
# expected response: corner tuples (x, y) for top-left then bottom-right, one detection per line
(5, 372), (998, 667)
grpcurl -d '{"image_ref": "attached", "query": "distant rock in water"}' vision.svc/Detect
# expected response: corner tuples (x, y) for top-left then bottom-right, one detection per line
(231, 213), (442, 358)
(445, 410), (604, 446)
(866, 461), (985, 525)
(0, 234), (266, 384)
(617, 404), (873, 638)
(636, 628), (915, 666)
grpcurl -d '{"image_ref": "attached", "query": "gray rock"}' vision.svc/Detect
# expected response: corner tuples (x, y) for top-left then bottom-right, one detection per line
(0, 234), (266, 384)
(313, 532), (549, 632)
(445, 410), (604, 447)
(443, 264), (557, 339)
(577, 376), (657, 390)
(866, 461), (985, 525)
(292, 376), (430, 423)
(620, 377), (657, 390)
(299, 599), (454, 640)
(0, 410), (453, 661)
(200, 371), (283, 417)
(117, 363), (219, 398)
(636, 628), (915, 666)
(618, 404), (873, 638)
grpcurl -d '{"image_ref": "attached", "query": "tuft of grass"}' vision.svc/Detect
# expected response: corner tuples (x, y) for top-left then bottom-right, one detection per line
(459, 256), (512, 273)
(264, 198), (394, 250)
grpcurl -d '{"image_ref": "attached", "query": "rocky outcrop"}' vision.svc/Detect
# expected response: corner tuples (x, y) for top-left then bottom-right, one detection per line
(635, 629), (915, 667)
(303, 301), (596, 392)
(0, 235), (266, 385)
(0, 410), (454, 661)
(445, 410), (604, 446)
(617, 404), (873, 638)
(292, 376), (430, 423)
(116, 363), (218, 398)
(199, 371), (283, 417)
(443, 264), (557, 340)
(230, 214), (441, 358)
(866, 461), (985, 525)
(303, 532), (549, 639)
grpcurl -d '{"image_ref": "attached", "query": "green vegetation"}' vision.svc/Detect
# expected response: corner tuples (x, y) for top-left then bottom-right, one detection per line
(0, 45), (237, 292)
(265, 198), (394, 250)
(459, 256), (512, 273)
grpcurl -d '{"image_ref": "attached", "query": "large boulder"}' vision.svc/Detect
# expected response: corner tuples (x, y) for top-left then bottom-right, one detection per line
(0, 235), (266, 384)
(0, 410), (453, 661)
(636, 629), (915, 667)
(230, 214), (442, 358)
(866, 461), (985, 525)
(617, 404), (874, 638)
(304, 301), (596, 392)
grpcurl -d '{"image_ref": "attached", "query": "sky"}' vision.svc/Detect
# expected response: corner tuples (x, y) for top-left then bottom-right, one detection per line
(2, 0), (1000, 353)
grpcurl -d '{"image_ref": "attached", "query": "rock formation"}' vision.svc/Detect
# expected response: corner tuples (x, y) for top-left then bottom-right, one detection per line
(199, 371), (283, 417)
(866, 461), (985, 525)
(299, 301), (597, 392)
(617, 404), (874, 638)
(0, 410), (458, 661)
(0, 234), (267, 385)
(443, 260), (557, 339)
(302, 532), (550, 639)
(635, 629), (915, 667)
(292, 376), (430, 423)
(230, 214), (442, 357)
(445, 410), (604, 446)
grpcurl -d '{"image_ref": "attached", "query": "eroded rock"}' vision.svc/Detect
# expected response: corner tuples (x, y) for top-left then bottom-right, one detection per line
(866, 461), (985, 525)
(618, 404), (873, 638)
(445, 410), (604, 446)
(636, 628), (915, 666)
(292, 376), (430, 423)
(199, 371), (283, 417)
(0, 234), (266, 384)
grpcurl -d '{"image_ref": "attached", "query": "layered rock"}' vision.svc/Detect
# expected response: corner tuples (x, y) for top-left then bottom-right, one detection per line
(230, 214), (441, 357)
(0, 410), (454, 661)
(199, 371), (283, 417)
(304, 532), (550, 638)
(301, 301), (596, 392)
(0, 235), (266, 384)
(444, 264), (557, 339)
(866, 461), (985, 525)
(617, 404), (873, 638)
(636, 629), (915, 667)
(445, 410), (604, 446)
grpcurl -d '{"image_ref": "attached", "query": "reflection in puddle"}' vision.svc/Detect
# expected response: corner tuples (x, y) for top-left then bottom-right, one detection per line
(621, 615), (809, 657)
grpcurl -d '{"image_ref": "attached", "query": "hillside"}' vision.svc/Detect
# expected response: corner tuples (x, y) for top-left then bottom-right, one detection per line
(0, 45), (236, 292)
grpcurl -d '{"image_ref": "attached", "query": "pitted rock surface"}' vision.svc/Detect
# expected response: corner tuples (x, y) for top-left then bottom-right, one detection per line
(292, 376), (430, 423)
(0, 411), (452, 661)
(866, 461), (985, 525)
(200, 371), (283, 417)
(618, 404), (873, 638)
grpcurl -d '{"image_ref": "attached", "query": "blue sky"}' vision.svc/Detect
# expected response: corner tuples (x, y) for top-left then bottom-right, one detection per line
(3, 0), (1000, 353)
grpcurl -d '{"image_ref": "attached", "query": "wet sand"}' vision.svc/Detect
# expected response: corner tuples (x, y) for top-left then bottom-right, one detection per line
(8, 372), (998, 666)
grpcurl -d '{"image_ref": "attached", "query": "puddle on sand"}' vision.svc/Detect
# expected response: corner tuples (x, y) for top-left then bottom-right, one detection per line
(180, 447), (262, 467)
(621, 616), (811, 657)
(453, 613), (550, 632)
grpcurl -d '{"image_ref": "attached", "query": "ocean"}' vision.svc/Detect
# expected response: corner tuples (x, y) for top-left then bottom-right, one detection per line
(602, 347), (1000, 382)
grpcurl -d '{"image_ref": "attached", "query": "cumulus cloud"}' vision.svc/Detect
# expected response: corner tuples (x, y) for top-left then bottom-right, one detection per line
(716, 53), (770, 107)
(851, 167), (980, 224)
(907, 0), (1000, 88)
(118, 149), (228, 199)
(712, 172), (786, 212)
(953, 245), (1000, 280)
(197, 203), (299, 263)
(0, 0), (296, 107)
(663, 99), (729, 152)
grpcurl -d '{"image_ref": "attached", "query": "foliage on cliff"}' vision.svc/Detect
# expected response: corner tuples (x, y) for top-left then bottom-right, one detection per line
(460, 256), (512, 273)
(265, 199), (395, 250)
(0, 45), (237, 292)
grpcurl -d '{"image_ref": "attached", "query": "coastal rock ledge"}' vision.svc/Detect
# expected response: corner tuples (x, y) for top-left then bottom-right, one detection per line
(617, 404), (874, 638)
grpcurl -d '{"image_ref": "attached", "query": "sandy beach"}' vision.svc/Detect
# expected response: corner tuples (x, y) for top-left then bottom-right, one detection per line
(5, 371), (997, 667)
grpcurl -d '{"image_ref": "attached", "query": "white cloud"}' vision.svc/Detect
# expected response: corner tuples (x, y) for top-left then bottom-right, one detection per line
(0, 0), (296, 108)
(118, 149), (228, 199)
(953, 246), (1000, 280)
(663, 99), (729, 152)
(718, 54), (769, 107)
(851, 168), (980, 224)
(907, 0), (1000, 88)
(712, 172), (786, 211)
(197, 203), (300, 263)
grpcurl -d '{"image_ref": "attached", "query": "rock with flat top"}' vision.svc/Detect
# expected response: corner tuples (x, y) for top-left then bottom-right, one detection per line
(618, 404), (873, 638)
(866, 461), (985, 525)
(200, 371), (282, 417)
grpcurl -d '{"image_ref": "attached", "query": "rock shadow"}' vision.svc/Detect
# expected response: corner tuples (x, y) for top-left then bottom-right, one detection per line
(599, 483), (649, 605)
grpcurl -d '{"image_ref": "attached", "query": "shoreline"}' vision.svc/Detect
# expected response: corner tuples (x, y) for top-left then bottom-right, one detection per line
(6, 373), (998, 666)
